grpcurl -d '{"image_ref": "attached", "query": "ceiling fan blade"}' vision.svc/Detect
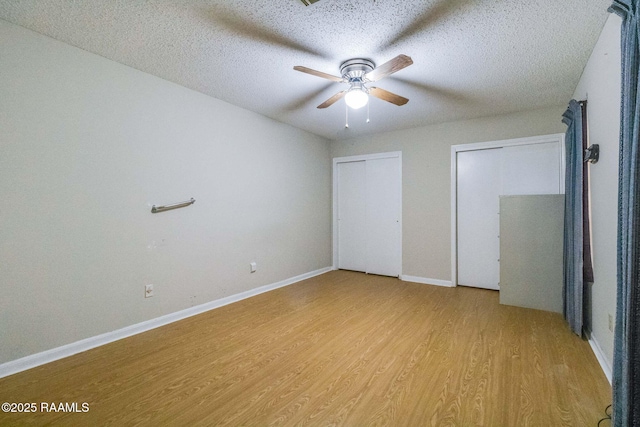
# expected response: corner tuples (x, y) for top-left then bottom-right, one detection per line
(294, 66), (344, 83)
(369, 87), (409, 106)
(365, 54), (413, 82)
(318, 91), (346, 108)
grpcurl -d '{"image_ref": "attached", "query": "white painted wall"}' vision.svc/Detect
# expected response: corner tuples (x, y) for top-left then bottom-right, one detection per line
(572, 13), (622, 367)
(0, 20), (332, 364)
(331, 107), (566, 283)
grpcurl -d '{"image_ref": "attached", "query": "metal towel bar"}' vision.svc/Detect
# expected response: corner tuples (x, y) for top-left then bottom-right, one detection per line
(151, 198), (195, 213)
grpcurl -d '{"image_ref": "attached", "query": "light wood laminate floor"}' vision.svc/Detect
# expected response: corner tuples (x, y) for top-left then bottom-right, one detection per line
(0, 271), (611, 426)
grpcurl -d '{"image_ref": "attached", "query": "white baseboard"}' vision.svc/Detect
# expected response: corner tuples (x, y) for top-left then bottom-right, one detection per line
(0, 267), (332, 379)
(587, 332), (613, 384)
(400, 275), (454, 287)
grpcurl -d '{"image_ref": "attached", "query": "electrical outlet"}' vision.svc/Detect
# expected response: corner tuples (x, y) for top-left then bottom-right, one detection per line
(145, 284), (154, 298)
(608, 314), (613, 332)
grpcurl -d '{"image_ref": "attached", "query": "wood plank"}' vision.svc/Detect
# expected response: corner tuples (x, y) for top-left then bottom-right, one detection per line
(369, 87), (409, 106)
(0, 271), (611, 426)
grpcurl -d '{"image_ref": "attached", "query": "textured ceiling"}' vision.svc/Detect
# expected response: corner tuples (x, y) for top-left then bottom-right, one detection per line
(0, 0), (611, 140)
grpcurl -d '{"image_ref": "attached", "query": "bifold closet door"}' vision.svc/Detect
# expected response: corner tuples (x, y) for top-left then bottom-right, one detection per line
(336, 157), (401, 277)
(337, 161), (367, 272)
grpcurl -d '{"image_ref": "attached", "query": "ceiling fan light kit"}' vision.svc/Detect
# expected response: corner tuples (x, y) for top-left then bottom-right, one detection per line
(294, 54), (413, 126)
(345, 85), (369, 110)
(341, 59), (373, 110)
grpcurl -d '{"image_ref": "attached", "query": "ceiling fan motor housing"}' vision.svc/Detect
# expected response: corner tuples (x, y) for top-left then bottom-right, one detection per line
(340, 59), (375, 82)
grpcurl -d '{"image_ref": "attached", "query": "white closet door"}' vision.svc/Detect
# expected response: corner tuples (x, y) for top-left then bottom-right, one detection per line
(366, 157), (401, 277)
(337, 161), (367, 272)
(457, 148), (502, 290)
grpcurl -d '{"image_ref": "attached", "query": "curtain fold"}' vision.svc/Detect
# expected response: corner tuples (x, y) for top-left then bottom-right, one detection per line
(562, 100), (586, 336)
(609, 0), (640, 425)
(581, 103), (595, 285)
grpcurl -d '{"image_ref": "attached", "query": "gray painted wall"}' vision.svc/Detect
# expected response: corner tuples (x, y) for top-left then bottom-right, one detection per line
(0, 20), (332, 364)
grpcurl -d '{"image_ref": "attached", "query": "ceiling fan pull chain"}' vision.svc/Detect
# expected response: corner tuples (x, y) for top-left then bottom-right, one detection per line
(367, 102), (370, 123)
(345, 102), (349, 128)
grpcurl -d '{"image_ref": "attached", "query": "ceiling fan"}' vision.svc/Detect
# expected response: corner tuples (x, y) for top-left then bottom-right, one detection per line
(294, 54), (413, 110)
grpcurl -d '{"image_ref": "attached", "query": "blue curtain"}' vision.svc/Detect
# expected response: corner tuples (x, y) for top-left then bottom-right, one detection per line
(609, 1), (640, 425)
(562, 100), (587, 336)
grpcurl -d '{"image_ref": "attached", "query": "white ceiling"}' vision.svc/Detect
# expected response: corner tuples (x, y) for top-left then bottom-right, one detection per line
(0, 0), (611, 140)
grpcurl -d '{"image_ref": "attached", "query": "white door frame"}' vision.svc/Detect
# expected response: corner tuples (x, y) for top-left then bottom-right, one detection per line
(450, 134), (565, 287)
(333, 151), (403, 274)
